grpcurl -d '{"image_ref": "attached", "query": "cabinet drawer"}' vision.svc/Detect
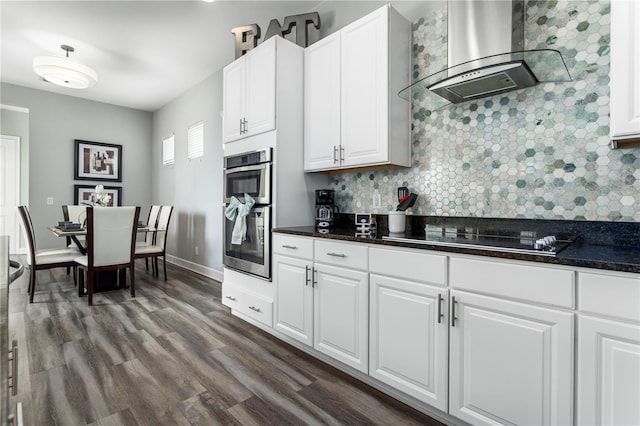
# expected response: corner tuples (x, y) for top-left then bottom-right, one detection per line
(273, 234), (313, 259)
(578, 271), (640, 322)
(369, 247), (446, 287)
(222, 285), (273, 327)
(314, 239), (368, 270)
(450, 257), (574, 308)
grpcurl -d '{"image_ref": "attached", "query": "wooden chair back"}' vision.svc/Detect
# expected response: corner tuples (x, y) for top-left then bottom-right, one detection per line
(86, 206), (140, 268)
(155, 206), (174, 250)
(62, 205), (88, 224)
(17, 206), (37, 265)
(144, 205), (161, 245)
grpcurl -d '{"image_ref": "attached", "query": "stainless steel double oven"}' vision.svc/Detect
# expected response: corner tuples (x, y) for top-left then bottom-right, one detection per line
(223, 148), (272, 280)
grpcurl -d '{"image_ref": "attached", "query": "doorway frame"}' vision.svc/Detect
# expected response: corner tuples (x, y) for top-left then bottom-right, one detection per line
(0, 134), (23, 253)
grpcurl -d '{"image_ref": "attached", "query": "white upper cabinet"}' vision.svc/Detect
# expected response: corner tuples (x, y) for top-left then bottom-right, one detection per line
(341, 6), (391, 168)
(222, 37), (277, 143)
(610, 0), (640, 142)
(304, 32), (342, 170)
(222, 59), (246, 142)
(304, 5), (410, 171)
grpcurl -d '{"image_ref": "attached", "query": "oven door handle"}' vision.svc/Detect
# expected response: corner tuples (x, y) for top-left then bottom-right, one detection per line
(224, 163), (268, 174)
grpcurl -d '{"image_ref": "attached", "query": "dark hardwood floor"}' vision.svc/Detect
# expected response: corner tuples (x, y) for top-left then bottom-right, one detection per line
(8, 260), (444, 425)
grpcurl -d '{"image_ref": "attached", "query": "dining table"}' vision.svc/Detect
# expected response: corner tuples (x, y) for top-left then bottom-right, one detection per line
(48, 224), (155, 296)
(48, 225), (154, 255)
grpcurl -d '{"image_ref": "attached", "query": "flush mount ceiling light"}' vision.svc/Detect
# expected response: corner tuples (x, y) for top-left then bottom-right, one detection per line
(33, 44), (98, 89)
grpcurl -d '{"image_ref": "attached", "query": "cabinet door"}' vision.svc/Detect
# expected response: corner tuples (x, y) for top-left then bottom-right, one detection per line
(577, 315), (640, 426)
(273, 255), (313, 346)
(304, 32), (341, 171)
(369, 274), (448, 411)
(449, 291), (573, 426)
(222, 57), (246, 143)
(341, 6), (389, 167)
(314, 263), (368, 373)
(610, 0), (640, 140)
(245, 38), (276, 138)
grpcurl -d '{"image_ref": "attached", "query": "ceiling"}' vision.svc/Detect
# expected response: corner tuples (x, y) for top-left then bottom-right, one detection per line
(0, 0), (328, 112)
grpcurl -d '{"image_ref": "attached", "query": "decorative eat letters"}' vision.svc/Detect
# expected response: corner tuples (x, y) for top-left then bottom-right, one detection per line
(231, 12), (321, 59)
(264, 13), (321, 46)
(231, 24), (261, 59)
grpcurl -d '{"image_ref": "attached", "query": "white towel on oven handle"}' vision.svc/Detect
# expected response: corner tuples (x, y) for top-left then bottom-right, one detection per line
(225, 194), (256, 245)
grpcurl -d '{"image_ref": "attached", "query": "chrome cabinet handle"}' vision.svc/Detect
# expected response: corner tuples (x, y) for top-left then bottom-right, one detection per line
(333, 146), (339, 163)
(437, 294), (444, 324)
(282, 244), (297, 249)
(340, 145), (345, 162)
(312, 268), (317, 287)
(239, 118), (248, 134)
(225, 295), (237, 301)
(305, 265), (311, 286)
(248, 305), (261, 313)
(326, 252), (346, 258)
(451, 296), (458, 327)
(9, 340), (18, 395)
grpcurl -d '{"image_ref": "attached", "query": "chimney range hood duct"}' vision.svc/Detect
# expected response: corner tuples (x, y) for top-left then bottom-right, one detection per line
(399, 0), (572, 109)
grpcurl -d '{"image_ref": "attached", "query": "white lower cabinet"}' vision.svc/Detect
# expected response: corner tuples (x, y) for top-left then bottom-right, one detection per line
(369, 273), (448, 411)
(272, 235), (640, 426)
(273, 254), (313, 346)
(314, 263), (369, 373)
(273, 235), (369, 373)
(448, 290), (574, 426)
(577, 315), (640, 426)
(222, 283), (273, 327)
(577, 271), (640, 425)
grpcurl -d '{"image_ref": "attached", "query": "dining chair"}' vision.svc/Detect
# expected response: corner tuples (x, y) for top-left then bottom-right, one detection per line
(17, 205), (81, 303)
(136, 205), (161, 272)
(62, 205), (88, 240)
(74, 206), (140, 306)
(135, 205), (173, 280)
(62, 204), (88, 274)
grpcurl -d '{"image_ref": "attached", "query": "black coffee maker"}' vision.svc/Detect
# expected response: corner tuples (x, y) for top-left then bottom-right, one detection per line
(315, 189), (339, 233)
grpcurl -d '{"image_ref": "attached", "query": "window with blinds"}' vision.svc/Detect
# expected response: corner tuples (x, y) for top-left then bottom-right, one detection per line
(162, 134), (175, 166)
(187, 121), (204, 159)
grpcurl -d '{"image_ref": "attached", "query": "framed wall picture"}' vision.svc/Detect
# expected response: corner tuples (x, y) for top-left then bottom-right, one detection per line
(74, 139), (122, 182)
(74, 185), (122, 207)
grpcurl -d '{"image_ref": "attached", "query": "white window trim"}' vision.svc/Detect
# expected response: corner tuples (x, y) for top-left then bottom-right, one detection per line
(162, 134), (175, 166)
(187, 121), (204, 160)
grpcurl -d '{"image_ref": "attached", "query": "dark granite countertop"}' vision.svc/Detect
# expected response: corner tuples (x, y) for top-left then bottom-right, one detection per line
(274, 216), (640, 274)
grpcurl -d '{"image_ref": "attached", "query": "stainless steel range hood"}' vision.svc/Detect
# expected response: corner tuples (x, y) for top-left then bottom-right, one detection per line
(400, 0), (572, 109)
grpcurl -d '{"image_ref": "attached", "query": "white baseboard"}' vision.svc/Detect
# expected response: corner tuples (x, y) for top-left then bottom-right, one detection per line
(165, 254), (223, 282)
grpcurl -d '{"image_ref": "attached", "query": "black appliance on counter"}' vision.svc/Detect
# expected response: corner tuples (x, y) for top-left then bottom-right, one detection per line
(315, 189), (339, 234)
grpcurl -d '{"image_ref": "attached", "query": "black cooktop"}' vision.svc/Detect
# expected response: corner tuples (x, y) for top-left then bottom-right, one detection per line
(383, 226), (575, 257)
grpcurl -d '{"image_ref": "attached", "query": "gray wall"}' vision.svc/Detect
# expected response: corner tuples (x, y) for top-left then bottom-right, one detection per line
(0, 83), (153, 249)
(151, 71), (224, 279)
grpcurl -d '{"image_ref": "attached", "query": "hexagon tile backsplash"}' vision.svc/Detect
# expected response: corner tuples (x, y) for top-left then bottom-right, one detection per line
(327, 0), (639, 222)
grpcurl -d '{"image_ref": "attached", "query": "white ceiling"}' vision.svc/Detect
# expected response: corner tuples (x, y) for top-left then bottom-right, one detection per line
(0, 0), (328, 112)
